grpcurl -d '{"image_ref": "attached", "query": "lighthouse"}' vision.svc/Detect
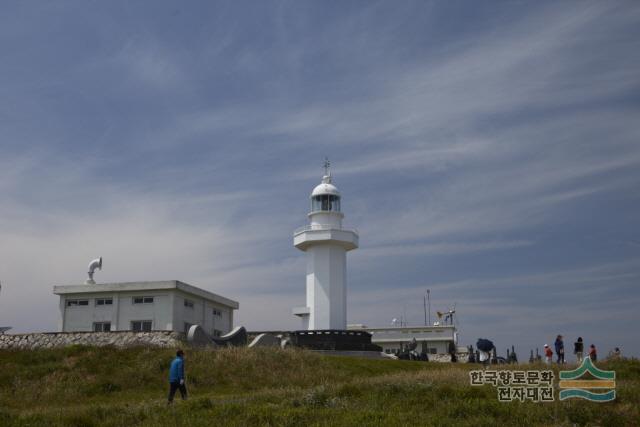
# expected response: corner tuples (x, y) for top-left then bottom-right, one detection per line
(292, 160), (359, 330)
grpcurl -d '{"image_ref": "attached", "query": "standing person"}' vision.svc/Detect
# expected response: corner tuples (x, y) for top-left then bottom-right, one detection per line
(544, 344), (553, 364)
(574, 337), (584, 363)
(554, 335), (565, 364)
(168, 349), (187, 404)
(589, 344), (597, 362)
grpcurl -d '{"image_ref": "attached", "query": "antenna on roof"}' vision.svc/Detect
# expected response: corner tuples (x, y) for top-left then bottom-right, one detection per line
(86, 257), (103, 284)
(323, 157), (331, 177)
(0, 281), (11, 334)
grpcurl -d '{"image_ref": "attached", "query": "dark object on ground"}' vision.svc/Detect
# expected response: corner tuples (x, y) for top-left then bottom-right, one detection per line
(476, 338), (494, 353)
(397, 338), (428, 361)
(507, 345), (518, 364)
(467, 345), (476, 363)
(289, 330), (382, 352)
(397, 351), (428, 361)
(211, 326), (248, 347)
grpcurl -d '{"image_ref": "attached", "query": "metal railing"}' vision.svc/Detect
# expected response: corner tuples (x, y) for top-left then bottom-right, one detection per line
(293, 224), (359, 235)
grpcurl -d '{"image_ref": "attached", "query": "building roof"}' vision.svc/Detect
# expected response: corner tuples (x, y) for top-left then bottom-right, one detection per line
(348, 325), (456, 332)
(53, 280), (239, 309)
(310, 175), (341, 197)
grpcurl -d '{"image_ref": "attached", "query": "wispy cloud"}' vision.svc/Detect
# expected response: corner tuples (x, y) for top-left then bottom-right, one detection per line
(0, 2), (639, 355)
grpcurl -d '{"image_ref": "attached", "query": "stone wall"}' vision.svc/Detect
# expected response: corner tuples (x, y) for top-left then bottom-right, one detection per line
(0, 331), (185, 350)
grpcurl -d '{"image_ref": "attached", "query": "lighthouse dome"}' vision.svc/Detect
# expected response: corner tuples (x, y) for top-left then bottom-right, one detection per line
(311, 175), (341, 197)
(310, 175), (341, 212)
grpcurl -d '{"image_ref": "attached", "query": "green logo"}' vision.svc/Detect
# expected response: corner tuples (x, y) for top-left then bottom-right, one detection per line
(559, 358), (615, 402)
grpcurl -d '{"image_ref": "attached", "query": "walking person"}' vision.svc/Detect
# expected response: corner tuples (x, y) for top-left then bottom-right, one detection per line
(544, 344), (553, 364)
(589, 344), (597, 362)
(574, 337), (584, 363)
(168, 349), (188, 404)
(554, 335), (565, 364)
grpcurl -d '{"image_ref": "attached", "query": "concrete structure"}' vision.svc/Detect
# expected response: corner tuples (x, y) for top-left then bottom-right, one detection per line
(348, 324), (458, 355)
(292, 165), (358, 330)
(53, 280), (238, 336)
(0, 331), (184, 350)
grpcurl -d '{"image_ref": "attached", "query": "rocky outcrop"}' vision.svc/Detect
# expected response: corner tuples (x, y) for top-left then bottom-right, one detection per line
(0, 331), (184, 350)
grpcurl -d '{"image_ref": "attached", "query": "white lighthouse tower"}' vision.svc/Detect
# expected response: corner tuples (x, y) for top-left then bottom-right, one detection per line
(292, 160), (358, 330)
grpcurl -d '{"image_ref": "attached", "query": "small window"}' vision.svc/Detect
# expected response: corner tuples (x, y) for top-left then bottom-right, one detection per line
(131, 320), (152, 332)
(93, 322), (111, 332)
(212, 308), (222, 317)
(184, 299), (194, 309)
(133, 296), (154, 304)
(184, 322), (193, 334)
(66, 299), (89, 307)
(95, 298), (113, 306)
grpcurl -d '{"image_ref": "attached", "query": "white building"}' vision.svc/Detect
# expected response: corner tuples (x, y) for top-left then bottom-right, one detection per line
(348, 324), (458, 355)
(292, 165), (358, 330)
(53, 280), (239, 336)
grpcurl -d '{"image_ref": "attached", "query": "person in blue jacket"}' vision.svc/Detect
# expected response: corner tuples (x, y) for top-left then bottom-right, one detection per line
(168, 349), (187, 403)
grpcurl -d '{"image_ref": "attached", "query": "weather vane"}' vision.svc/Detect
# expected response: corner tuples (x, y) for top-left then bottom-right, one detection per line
(323, 157), (331, 176)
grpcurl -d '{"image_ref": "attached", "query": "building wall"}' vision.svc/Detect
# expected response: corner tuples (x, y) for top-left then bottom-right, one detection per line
(117, 292), (172, 331)
(59, 289), (234, 334)
(61, 293), (118, 332)
(377, 340), (450, 355)
(348, 326), (456, 355)
(0, 331), (184, 350)
(173, 291), (233, 336)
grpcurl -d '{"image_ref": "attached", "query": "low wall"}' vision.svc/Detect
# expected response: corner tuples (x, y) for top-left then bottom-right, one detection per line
(0, 331), (185, 350)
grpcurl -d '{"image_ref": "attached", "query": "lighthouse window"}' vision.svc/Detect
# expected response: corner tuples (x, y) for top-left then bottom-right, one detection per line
(311, 194), (340, 212)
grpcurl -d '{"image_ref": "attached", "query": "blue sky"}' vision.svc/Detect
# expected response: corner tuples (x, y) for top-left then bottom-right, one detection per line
(1, 1), (639, 357)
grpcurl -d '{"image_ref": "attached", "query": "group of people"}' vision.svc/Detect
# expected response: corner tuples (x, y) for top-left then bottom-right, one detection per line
(543, 335), (599, 364)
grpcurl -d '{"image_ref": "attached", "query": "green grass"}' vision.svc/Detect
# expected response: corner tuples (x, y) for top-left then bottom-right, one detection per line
(0, 346), (638, 426)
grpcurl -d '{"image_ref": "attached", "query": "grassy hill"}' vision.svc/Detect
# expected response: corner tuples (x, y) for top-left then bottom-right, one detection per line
(0, 346), (638, 426)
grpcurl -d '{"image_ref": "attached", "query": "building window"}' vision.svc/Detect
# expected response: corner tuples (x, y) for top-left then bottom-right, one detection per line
(131, 320), (152, 332)
(95, 298), (113, 306)
(184, 322), (193, 334)
(93, 322), (111, 332)
(132, 296), (154, 304)
(212, 308), (222, 317)
(184, 299), (194, 309)
(66, 299), (89, 307)
(212, 329), (223, 337)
